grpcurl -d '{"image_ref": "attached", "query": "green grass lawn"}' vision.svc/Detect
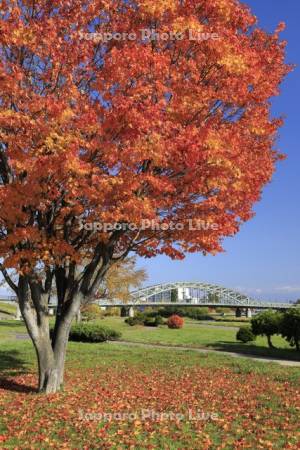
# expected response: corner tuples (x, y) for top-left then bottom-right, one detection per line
(94, 316), (300, 361)
(1, 315), (300, 361)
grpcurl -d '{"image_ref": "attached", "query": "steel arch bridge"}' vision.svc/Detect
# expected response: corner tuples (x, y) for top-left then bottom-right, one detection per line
(98, 281), (293, 310)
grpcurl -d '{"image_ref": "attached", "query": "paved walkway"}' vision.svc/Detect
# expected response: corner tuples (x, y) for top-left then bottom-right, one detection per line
(109, 340), (300, 367)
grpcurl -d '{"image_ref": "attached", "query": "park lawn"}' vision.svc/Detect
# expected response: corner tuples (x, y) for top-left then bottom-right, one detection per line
(95, 317), (300, 361)
(0, 334), (300, 449)
(2, 316), (300, 361)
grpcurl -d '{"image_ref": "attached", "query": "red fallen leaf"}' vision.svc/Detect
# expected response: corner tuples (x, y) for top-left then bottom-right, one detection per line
(0, 435), (7, 442)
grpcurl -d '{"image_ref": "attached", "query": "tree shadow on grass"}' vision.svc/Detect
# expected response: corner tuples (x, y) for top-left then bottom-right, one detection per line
(0, 321), (25, 328)
(208, 341), (300, 362)
(0, 350), (36, 393)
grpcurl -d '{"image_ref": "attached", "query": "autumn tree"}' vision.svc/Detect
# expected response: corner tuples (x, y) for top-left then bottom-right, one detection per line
(0, 0), (290, 393)
(96, 256), (147, 303)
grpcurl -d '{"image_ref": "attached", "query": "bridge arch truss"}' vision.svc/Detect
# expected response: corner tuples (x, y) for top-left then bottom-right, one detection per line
(98, 282), (293, 309)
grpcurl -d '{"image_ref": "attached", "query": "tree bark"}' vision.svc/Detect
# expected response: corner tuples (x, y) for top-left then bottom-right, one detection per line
(17, 274), (83, 393)
(35, 337), (59, 393)
(15, 245), (112, 394)
(267, 335), (275, 349)
(76, 309), (82, 323)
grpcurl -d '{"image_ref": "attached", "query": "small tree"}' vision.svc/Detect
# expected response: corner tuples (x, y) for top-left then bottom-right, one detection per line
(280, 309), (300, 351)
(236, 326), (256, 343)
(81, 304), (103, 322)
(96, 257), (147, 303)
(251, 310), (282, 348)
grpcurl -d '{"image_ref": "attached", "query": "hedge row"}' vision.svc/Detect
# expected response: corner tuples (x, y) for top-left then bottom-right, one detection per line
(51, 323), (121, 343)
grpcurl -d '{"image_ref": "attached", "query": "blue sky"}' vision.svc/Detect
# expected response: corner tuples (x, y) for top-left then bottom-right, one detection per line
(0, 0), (299, 301)
(137, 0), (300, 301)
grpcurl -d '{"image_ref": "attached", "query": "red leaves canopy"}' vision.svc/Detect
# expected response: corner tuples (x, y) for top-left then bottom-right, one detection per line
(0, 0), (291, 270)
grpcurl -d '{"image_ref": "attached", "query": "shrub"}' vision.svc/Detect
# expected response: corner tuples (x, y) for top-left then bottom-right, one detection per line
(69, 323), (121, 343)
(154, 315), (164, 326)
(125, 313), (145, 326)
(144, 317), (157, 327)
(160, 306), (185, 317)
(81, 304), (103, 322)
(236, 326), (256, 343)
(158, 306), (214, 320)
(167, 315), (184, 329)
(143, 315), (164, 327)
(104, 307), (121, 317)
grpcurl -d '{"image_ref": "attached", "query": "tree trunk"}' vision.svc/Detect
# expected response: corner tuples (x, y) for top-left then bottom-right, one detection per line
(267, 335), (275, 349)
(76, 309), (82, 323)
(16, 263), (103, 394)
(53, 323), (72, 387)
(35, 321), (73, 393)
(32, 322), (73, 393)
(36, 339), (59, 393)
(17, 276), (82, 394)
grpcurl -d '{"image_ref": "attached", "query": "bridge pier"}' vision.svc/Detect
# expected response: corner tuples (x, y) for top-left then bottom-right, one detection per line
(120, 306), (135, 317)
(128, 307), (135, 318)
(246, 308), (252, 319)
(120, 307), (127, 317)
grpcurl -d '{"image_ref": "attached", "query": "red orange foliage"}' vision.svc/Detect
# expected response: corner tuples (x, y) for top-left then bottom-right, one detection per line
(0, 0), (291, 270)
(0, 366), (299, 448)
(167, 314), (184, 329)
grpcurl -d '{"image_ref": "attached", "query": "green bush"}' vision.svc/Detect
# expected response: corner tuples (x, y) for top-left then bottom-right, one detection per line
(104, 307), (121, 317)
(69, 323), (121, 342)
(159, 306), (185, 317)
(154, 315), (164, 326)
(125, 313), (145, 326)
(144, 317), (157, 327)
(236, 326), (256, 343)
(158, 306), (213, 320)
(143, 315), (164, 327)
